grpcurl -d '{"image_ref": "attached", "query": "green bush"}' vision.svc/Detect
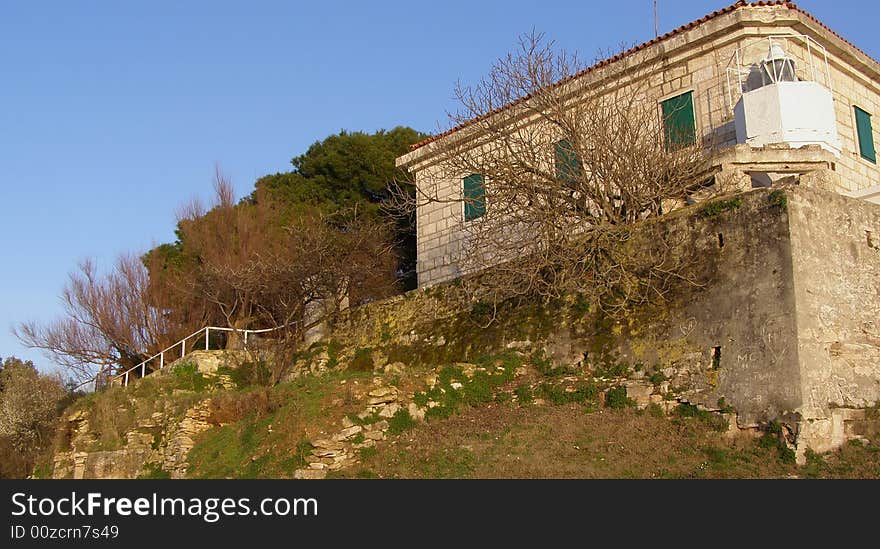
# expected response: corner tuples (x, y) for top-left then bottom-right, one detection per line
(594, 361), (631, 379)
(571, 293), (591, 315)
(514, 384), (534, 405)
(648, 371), (666, 385)
(768, 189), (788, 210)
(759, 421), (796, 464)
(604, 386), (634, 409)
(171, 361), (210, 392)
(531, 350), (554, 375)
(699, 197), (743, 218)
(675, 403), (702, 418)
(424, 403), (456, 421)
(387, 409), (417, 435)
(531, 350), (573, 377)
(538, 382), (597, 405)
(675, 403), (729, 432)
(31, 460), (54, 479)
(462, 371), (495, 406)
(350, 348), (375, 372)
(413, 392), (429, 408)
(716, 397), (734, 413)
(408, 353), (523, 418)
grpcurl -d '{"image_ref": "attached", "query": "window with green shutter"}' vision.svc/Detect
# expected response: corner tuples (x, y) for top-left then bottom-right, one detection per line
(555, 138), (582, 186)
(855, 106), (876, 163)
(463, 173), (486, 221)
(661, 91), (696, 150)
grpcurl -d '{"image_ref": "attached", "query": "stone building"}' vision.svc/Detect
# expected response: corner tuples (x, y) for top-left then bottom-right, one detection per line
(397, 0), (880, 287)
(394, 1), (880, 458)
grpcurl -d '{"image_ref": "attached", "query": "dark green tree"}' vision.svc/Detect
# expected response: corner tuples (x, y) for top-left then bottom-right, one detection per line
(252, 126), (427, 288)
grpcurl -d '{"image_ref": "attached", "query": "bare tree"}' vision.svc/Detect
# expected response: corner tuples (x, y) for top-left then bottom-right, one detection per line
(174, 171), (399, 384)
(395, 31), (711, 314)
(15, 254), (191, 386)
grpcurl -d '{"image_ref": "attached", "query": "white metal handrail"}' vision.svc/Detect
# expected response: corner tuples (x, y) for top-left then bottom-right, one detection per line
(724, 34), (832, 113)
(110, 325), (286, 387)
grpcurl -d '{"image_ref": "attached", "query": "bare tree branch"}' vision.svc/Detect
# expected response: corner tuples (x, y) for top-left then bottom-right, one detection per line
(392, 32), (713, 316)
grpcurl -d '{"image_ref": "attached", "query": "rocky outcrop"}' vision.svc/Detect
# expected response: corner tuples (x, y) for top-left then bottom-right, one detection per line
(294, 381), (412, 479)
(161, 401), (214, 478)
(52, 399), (214, 479)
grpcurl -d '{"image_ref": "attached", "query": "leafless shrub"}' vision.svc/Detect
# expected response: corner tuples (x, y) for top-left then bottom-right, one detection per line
(172, 170), (400, 384)
(392, 31), (712, 316)
(16, 253), (192, 386)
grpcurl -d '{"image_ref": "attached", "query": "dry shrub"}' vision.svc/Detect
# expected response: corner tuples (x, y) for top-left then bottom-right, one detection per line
(207, 389), (273, 426)
(392, 31), (711, 317)
(88, 389), (135, 451)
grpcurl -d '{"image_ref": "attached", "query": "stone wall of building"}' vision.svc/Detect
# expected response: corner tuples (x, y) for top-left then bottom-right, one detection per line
(404, 3), (880, 287)
(52, 188), (879, 473)
(787, 186), (880, 452)
(332, 186), (880, 457)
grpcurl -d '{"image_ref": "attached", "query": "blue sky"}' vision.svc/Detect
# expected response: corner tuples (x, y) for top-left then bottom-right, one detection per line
(1, 1), (878, 373)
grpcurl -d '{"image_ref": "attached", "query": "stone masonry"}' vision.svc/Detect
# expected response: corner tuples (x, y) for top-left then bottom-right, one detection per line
(328, 186), (880, 460)
(397, 2), (880, 288)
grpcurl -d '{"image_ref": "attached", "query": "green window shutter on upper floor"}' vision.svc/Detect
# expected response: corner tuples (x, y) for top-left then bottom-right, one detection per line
(463, 173), (486, 221)
(855, 106), (876, 163)
(661, 91), (696, 150)
(555, 138), (582, 186)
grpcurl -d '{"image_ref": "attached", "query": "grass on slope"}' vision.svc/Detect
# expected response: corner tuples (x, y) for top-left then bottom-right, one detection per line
(332, 403), (880, 479)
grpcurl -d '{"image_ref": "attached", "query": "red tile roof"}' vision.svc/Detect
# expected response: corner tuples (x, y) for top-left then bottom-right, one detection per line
(407, 1), (878, 153)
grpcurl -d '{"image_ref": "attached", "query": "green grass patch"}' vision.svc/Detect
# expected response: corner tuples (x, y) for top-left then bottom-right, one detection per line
(422, 447), (476, 478)
(593, 361), (631, 379)
(768, 189), (787, 210)
(699, 196), (743, 218)
(136, 463), (171, 479)
(648, 371), (666, 385)
(604, 386), (635, 409)
(674, 403), (728, 432)
(186, 372), (338, 478)
(171, 361), (211, 392)
(514, 384), (533, 405)
(758, 421), (796, 464)
(413, 352), (522, 420)
(530, 349), (576, 377)
(387, 409), (417, 435)
(538, 381), (598, 405)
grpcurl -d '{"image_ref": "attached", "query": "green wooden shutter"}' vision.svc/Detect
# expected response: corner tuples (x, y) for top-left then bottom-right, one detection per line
(463, 173), (486, 221)
(555, 139), (582, 186)
(855, 106), (876, 163)
(661, 91), (696, 150)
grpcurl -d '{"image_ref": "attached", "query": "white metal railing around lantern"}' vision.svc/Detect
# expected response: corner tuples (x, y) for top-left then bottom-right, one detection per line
(110, 325), (286, 388)
(724, 34), (833, 113)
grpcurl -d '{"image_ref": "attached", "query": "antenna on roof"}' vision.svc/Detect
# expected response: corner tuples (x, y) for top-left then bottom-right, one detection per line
(654, 0), (659, 38)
